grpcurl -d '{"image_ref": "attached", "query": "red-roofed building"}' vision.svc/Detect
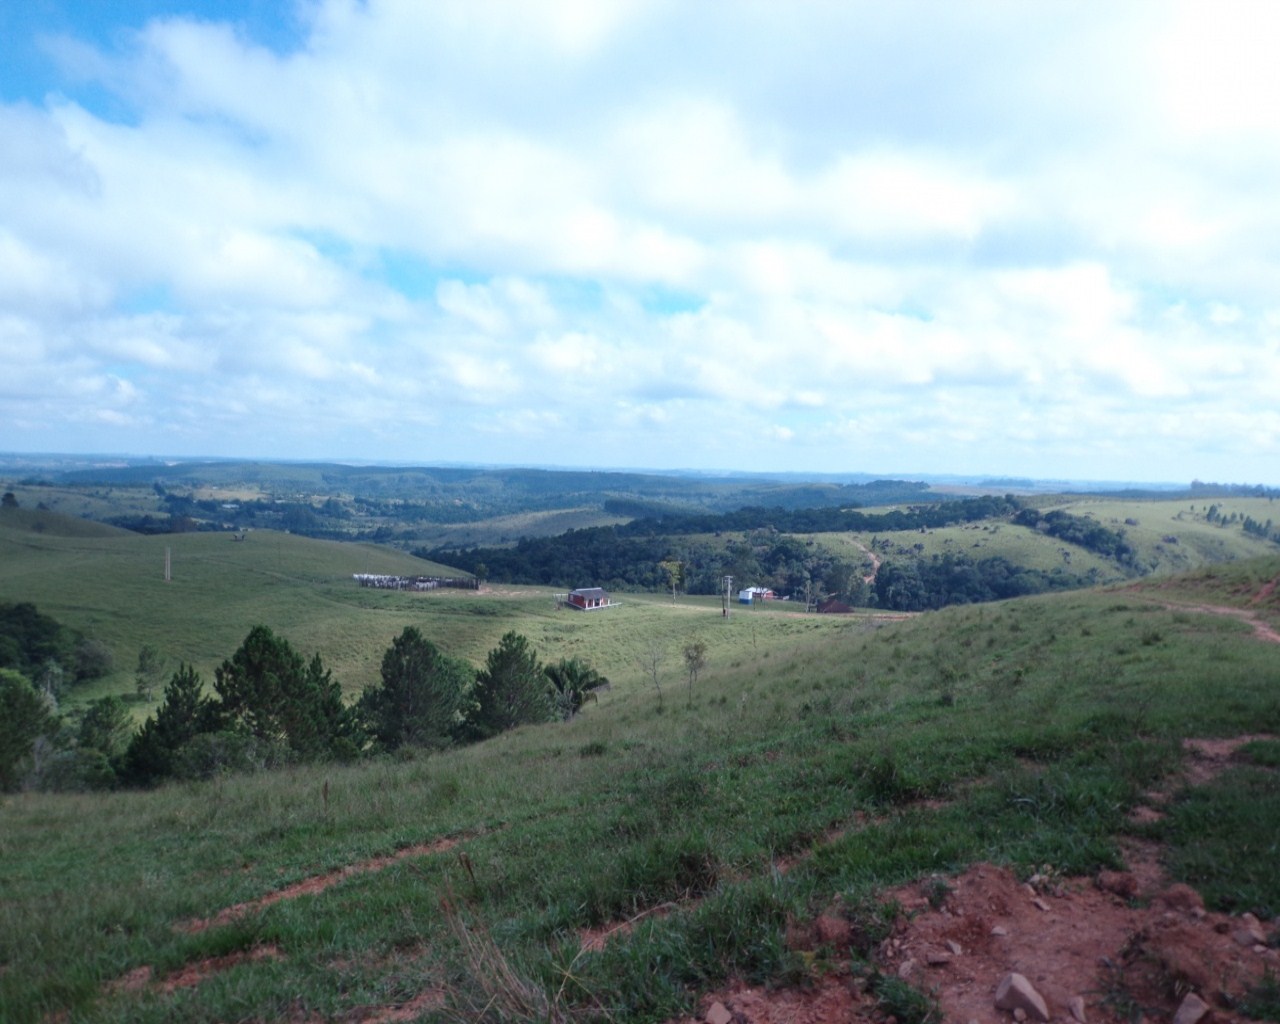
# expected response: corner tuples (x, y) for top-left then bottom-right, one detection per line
(566, 587), (613, 610)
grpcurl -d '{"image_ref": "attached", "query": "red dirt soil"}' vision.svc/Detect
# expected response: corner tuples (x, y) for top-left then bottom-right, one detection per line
(175, 835), (467, 934)
(90, 730), (1279, 1024)
(672, 736), (1279, 1024)
(87, 836), (471, 1022)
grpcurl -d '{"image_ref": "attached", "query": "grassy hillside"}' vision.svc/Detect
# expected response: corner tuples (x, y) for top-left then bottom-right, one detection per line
(834, 495), (1279, 581)
(0, 508), (461, 697)
(1047, 495), (1280, 571)
(405, 507), (630, 549)
(0, 508), (858, 702)
(0, 506), (135, 539)
(2, 551), (1278, 1022)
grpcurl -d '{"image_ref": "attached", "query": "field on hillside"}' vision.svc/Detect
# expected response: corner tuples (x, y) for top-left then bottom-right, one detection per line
(818, 522), (1121, 578)
(1048, 495), (1280, 571)
(2, 549), (1279, 1023)
(405, 507), (630, 549)
(0, 508), (457, 697)
(0, 508), (863, 705)
(0, 482), (168, 522)
(849, 495), (1280, 578)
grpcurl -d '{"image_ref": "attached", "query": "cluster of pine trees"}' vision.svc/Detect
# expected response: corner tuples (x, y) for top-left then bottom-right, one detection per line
(1, 618), (608, 792)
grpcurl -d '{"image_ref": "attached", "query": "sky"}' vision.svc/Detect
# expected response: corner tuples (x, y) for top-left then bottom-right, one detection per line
(2, 1), (1279, 485)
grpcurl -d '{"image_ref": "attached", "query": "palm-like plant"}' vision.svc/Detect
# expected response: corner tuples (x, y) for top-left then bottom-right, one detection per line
(544, 657), (610, 720)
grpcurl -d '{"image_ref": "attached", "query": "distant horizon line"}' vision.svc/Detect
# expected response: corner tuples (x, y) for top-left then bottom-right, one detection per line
(2, 449), (1268, 492)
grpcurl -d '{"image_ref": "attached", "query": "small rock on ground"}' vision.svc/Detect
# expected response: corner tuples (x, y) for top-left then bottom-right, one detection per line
(1172, 992), (1210, 1024)
(995, 972), (1051, 1023)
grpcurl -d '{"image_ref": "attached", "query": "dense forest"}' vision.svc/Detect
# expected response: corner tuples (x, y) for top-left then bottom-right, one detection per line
(425, 496), (1129, 607)
(873, 554), (1092, 610)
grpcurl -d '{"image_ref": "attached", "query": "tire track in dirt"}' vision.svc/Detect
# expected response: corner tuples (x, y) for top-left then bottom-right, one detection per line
(176, 830), (489, 934)
(88, 834), (485, 1022)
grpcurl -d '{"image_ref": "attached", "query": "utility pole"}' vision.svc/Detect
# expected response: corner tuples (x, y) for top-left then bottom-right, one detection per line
(722, 575), (733, 619)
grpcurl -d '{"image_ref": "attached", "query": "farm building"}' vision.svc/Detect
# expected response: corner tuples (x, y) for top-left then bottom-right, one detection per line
(565, 587), (614, 610)
(738, 586), (776, 604)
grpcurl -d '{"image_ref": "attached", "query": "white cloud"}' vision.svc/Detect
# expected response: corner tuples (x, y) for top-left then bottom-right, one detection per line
(817, 150), (1013, 241)
(1152, 0), (1280, 142)
(1, 1), (1278, 482)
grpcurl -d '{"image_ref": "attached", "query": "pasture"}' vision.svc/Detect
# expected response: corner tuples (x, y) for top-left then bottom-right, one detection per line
(0, 508), (861, 704)
(2, 552), (1278, 1023)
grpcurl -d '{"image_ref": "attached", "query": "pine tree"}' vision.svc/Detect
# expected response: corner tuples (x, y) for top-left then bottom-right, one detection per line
(463, 631), (550, 740)
(359, 627), (473, 749)
(214, 626), (353, 758)
(121, 664), (215, 785)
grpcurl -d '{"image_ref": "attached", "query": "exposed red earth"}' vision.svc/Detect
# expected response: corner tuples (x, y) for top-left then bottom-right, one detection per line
(175, 835), (472, 934)
(673, 735), (1278, 1024)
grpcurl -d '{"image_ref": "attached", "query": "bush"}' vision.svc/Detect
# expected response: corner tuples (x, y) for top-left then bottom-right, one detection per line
(73, 638), (113, 681)
(0, 669), (57, 791)
(172, 730), (289, 780)
(32, 748), (117, 792)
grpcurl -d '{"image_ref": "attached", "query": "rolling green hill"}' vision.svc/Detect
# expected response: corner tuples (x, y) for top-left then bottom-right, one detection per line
(0, 508), (858, 703)
(1045, 494), (1280, 571)
(0, 508), (464, 698)
(2, 537), (1278, 1023)
(6, 488), (1279, 708)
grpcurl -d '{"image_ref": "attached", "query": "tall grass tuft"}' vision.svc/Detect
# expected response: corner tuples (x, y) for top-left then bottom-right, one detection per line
(441, 896), (570, 1024)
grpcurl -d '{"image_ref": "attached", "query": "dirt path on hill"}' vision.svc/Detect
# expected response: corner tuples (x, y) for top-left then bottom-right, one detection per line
(1132, 597), (1280, 645)
(89, 834), (477, 1022)
(1177, 603), (1280, 644)
(1250, 575), (1279, 606)
(1121, 574), (1280, 645)
(174, 833), (475, 934)
(852, 539), (881, 584)
(667, 734), (1279, 1024)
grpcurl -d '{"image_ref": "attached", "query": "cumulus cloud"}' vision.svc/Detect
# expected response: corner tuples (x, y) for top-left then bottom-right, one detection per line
(0, 0), (1277, 481)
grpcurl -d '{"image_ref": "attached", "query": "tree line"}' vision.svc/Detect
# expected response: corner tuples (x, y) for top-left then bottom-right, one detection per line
(1, 619), (609, 793)
(1011, 508), (1137, 565)
(873, 553), (1094, 611)
(423, 495), (1135, 604)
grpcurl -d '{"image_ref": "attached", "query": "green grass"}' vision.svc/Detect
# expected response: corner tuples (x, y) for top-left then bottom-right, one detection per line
(820, 496), (1280, 583)
(1240, 971), (1280, 1023)
(1161, 762), (1280, 918)
(0, 485), (169, 525)
(405, 507), (631, 549)
(1045, 496), (1280, 572)
(3, 510), (1280, 1022)
(0, 511), (863, 703)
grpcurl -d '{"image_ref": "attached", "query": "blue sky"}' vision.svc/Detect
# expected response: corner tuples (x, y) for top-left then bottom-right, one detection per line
(3, 1), (1279, 484)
